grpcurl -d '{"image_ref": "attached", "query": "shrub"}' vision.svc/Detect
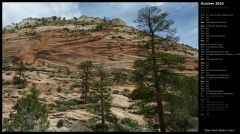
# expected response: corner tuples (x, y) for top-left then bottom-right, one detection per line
(6, 72), (12, 75)
(58, 68), (61, 73)
(8, 29), (16, 33)
(69, 85), (74, 90)
(3, 80), (11, 85)
(112, 90), (120, 94)
(96, 23), (106, 30)
(12, 76), (27, 89)
(17, 82), (27, 89)
(120, 118), (139, 128)
(71, 82), (81, 88)
(12, 76), (19, 85)
(123, 88), (130, 93)
(35, 50), (50, 59)
(66, 68), (71, 75)
(112, 72), (128, 84)
(57, 85), (62, 93)
(54, 99), (85, 111)
(55, 99), (83, 106)
(78, 21), (90, 26)
(70, 75), (76, 79)
(39, 98), (47, 102)
(70, 121), (93, 132)
(56, 119), (64, 128)
(63, 28), (69, 32)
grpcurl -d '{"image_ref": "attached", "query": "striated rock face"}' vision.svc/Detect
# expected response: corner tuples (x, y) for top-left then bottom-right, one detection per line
(3, 18), (198, 76)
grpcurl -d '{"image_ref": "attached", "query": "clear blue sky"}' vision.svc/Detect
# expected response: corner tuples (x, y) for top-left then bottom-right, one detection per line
(3, 2), (198, 48)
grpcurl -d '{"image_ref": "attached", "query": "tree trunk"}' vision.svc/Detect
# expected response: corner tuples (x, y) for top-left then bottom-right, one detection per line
(85, 73), (89, 103)
(19, 71), (22, 84)
(151, 33), (166, 132)
(100, 74), (105, 126)
(141, 99), (144, 108)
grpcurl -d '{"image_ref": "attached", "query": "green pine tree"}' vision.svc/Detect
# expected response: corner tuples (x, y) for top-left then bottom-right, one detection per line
(133, 5), (197, 132)
(3, 84), (49, 132)
(77, 60), (93, 103)
(88, 65), (118, 131)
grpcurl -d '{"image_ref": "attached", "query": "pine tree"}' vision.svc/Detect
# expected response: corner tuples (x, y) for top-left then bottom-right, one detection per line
(3, 84), (49, 132)
(134, 6), (186, 132)
(91, 66), (112, 129)
(77, 60), (93, 103)
(88, 65), (119, 131)
(132, 53), (186, 131)
(13, 60), (28, 88)
(16, 60), (27, 83)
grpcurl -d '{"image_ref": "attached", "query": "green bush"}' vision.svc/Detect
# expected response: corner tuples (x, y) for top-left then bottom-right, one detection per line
(112, 72), (129, 84)
(17, 81), (27, 89)
(70, 75), (76, 79)
(63, 28), (69, 32)
(12, 76), (27, 89)
(112, 90), (120, 94)
(3, 80), (11, 85)
(57, 85), (62, 93)
(12, 76), (19, 85)
(5, 72), (12, 75)
(66, 68), (71, 75)
(71, 82), (81, 88)
(69, 85), (74, 90)
(78, 21), (90, 26)
(70, 121), (93, 132)
(56, 119), (64, 128)
(96, 24), (103, 29)
(123, 88), (130, 93)
(54, 99), (85, 112)
(120, 118), (139, 128)
(55, 99), (83, 106)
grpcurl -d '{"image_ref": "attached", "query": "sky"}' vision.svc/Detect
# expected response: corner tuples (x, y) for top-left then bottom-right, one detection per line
(2, 2), (198, 48)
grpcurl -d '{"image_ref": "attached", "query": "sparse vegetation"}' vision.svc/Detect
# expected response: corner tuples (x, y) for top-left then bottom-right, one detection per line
(120, 118), (140, 128)
(54, 99), (85, 111)
(112, 72), (129, 84)
(96, 23), (104, 29)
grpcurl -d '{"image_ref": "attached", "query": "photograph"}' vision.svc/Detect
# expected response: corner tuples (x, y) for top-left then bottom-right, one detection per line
(2, 2), (198, 132)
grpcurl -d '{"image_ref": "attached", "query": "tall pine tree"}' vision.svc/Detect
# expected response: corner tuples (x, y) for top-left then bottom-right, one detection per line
(77, 60), (93, 103)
